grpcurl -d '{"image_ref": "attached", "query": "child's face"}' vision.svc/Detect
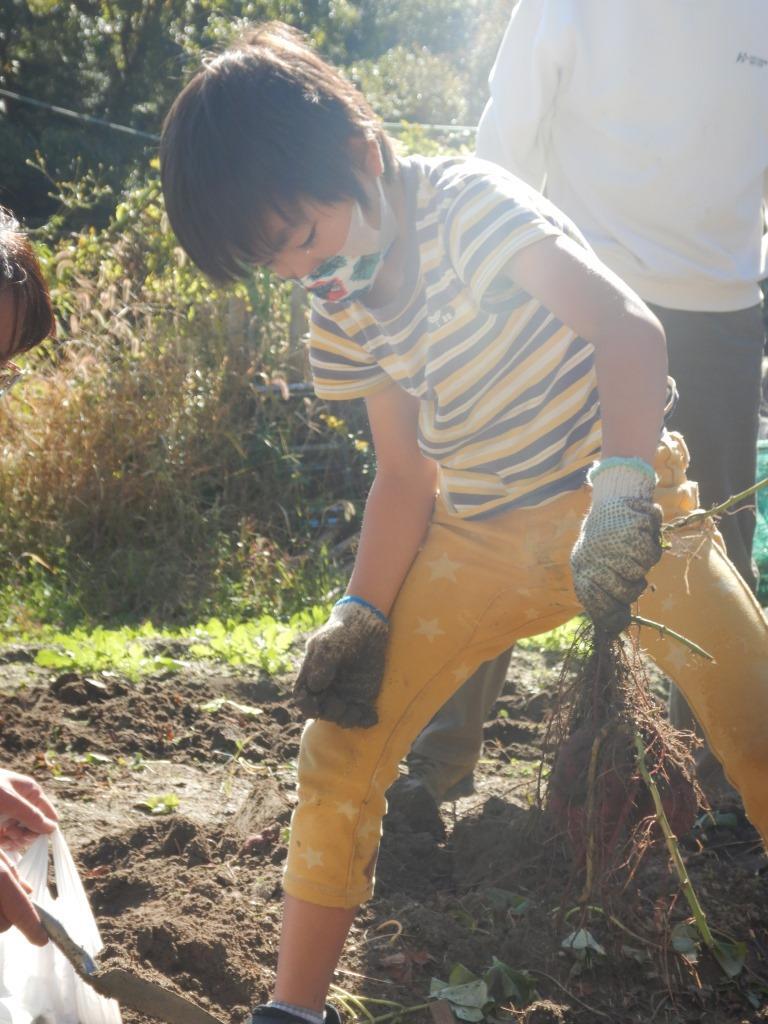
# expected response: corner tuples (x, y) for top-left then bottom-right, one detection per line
(262, 195), (361, 282)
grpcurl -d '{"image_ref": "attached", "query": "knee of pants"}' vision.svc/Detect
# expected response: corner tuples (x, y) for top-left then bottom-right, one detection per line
(297, 715), (398, 815)
(653, 431), (700, 521)
(284, 718), (393, 908)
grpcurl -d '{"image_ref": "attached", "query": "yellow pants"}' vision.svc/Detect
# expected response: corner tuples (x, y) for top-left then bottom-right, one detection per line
(284, 433), (768, 908)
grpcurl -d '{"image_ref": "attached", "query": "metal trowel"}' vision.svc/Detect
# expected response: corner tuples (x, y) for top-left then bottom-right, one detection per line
(33, 903), (226, 1024)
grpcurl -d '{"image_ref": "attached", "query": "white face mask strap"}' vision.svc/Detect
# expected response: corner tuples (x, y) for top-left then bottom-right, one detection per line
(376, 174), (398, 252)
(354, 172), (388, 234)
(347, 193), (369, 238)
(374, 174), (386, 218)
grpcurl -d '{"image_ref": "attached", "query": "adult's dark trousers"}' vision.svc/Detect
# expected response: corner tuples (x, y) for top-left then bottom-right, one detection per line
(656, 302), (765, 589)
(655, 302), (765, 781)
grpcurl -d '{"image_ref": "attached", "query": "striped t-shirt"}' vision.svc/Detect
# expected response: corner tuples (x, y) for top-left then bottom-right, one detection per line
(309, 156), (602, 518)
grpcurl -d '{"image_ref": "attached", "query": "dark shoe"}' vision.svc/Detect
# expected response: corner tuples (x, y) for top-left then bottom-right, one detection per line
(442, 771), (475, 801)
(384, 776), (445, 839)
(250, 1006), (341, 1024)
(405, 752), (477, 804)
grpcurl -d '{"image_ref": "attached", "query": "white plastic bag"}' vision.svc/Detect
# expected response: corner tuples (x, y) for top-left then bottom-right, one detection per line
(0, 829), (122, 1024)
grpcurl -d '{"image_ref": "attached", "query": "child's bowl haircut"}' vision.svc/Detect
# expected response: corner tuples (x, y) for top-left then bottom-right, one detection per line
(160, 21), (396, 284)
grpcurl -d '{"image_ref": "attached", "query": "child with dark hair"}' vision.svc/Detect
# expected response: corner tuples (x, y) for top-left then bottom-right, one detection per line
(161, 23), (768, 1024)
(0, 207), (56, 395)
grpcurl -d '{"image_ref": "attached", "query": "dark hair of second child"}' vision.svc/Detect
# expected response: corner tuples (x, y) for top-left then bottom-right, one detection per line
(0, 208), (56, 360)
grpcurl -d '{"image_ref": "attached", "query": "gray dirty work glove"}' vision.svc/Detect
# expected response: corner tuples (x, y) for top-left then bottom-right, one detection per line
(294, 596), (389, 728)
(571, 458), (663, 635)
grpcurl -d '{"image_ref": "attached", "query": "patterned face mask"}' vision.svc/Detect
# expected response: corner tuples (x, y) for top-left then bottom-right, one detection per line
(299, 177), (397, 303)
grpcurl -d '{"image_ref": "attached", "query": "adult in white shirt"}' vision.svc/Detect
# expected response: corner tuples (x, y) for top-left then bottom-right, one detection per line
(391, 1), (768, 820)
(477, 1), (767, 586)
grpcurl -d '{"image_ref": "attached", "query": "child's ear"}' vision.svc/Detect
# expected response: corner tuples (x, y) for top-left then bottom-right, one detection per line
(347, 135), (384, 178)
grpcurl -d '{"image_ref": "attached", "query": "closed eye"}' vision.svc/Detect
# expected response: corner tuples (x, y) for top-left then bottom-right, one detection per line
(300, 226), (316, 250)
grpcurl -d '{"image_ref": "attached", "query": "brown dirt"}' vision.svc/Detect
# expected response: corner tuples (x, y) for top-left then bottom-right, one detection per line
(1, 643), (767, 1024)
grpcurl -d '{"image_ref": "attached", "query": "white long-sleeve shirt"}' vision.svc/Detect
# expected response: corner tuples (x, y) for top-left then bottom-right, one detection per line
(476, 0), (768, 312)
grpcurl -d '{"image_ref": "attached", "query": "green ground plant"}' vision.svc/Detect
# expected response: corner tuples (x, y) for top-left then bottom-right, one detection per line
(24, 607), (328, 680)
(518, 618), (583, 652)
(1, 613), (574, 683)
(34, 624), (180, 680)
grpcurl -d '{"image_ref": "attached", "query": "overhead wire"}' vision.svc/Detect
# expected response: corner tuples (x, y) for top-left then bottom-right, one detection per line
(0, 87), (159, 142)
(0, 86), (478, 143)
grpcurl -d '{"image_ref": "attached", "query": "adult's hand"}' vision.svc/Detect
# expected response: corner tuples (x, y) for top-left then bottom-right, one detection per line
(0, 847), (47, 945)
(0, 770), (57, 946)
(0, 769), (58, 853)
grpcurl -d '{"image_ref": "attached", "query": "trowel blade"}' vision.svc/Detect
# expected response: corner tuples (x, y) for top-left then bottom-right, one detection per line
(89, 967), (226, 1024)
(34, 902), (225, 1024)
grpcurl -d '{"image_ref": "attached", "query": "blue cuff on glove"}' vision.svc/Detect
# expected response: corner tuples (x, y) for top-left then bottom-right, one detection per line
(588, 456), (656, 485)
(335, 594), (388, 624)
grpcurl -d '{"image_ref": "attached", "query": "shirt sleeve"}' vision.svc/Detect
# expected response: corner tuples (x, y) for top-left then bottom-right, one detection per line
(475, 0), (572, 190)
(444, 162), (564, 303)
(308, 305), (391, 401)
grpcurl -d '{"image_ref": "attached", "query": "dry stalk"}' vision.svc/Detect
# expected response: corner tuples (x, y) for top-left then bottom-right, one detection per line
(329, 984), (430, 1024)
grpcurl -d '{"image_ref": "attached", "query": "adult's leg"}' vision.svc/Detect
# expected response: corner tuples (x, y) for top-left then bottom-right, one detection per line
(654, 303), (764, 586)
(405, 649), (512, 801)
(651, 303), (765, 768)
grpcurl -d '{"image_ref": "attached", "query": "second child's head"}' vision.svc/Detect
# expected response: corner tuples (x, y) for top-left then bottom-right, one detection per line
(0, 208), (55, 395)
(161, 22), (396, 287)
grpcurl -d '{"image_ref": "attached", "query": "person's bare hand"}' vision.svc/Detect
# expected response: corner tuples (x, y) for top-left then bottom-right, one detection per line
(0, 769), (58, 853)
(0, 847), (47, 945)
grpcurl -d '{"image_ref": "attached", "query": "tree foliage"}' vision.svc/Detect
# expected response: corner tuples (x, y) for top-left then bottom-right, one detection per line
(1, 0), (513, 222)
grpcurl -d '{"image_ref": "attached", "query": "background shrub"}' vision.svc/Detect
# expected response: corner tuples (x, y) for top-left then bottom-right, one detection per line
(0, 177), (371, 626)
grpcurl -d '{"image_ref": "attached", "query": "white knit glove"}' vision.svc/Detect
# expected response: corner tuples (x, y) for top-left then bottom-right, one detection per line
(570, 458), (663, 635)
(293, 597), (389, 728)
